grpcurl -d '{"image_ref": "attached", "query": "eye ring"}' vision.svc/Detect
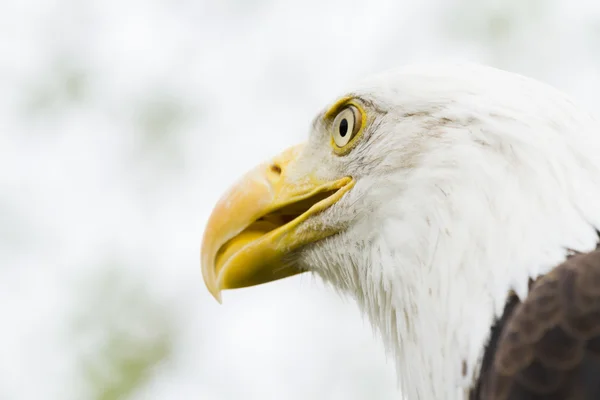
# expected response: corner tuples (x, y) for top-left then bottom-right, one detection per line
(331, 105), (362, 150)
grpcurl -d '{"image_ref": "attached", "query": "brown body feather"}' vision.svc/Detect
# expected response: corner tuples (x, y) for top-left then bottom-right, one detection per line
(471, 245), (600, 399)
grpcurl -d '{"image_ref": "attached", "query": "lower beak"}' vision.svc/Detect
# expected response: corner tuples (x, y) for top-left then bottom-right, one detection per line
(201, 144), (354, 302)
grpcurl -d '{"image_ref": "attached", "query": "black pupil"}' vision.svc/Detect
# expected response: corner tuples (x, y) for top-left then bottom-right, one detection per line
(339, 118), (349, 137)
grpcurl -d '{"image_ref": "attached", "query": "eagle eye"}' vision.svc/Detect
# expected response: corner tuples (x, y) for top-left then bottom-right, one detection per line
(331, 105), (363, 152)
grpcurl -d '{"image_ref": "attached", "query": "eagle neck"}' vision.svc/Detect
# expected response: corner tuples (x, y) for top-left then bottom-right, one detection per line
(359, 232), (479, 400)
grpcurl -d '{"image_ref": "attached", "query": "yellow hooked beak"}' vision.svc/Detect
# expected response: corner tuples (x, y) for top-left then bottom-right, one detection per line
(201, 144), (354, 302)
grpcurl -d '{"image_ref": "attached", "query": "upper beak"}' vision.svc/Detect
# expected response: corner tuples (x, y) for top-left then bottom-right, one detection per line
(201, 144), (354, 302)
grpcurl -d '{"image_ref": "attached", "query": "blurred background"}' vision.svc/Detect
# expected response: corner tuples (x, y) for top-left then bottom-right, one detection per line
(2, 0), (600, 399)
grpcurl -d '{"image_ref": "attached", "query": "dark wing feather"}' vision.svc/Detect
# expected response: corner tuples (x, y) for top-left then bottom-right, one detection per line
(472, 248), (600, 400)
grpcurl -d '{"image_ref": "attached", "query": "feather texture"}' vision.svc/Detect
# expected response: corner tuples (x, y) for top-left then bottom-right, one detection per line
(295, 64), (600, 399)
(473, 245), (600, 399)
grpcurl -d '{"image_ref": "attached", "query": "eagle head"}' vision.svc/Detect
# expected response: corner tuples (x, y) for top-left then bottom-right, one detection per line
(200, 63), (600, 399)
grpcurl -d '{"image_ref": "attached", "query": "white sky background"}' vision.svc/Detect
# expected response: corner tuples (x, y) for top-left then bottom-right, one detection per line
(2, 0), (600, 399)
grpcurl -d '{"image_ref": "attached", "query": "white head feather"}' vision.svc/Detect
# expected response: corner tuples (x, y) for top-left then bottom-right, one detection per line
(288, 63), (600, 399)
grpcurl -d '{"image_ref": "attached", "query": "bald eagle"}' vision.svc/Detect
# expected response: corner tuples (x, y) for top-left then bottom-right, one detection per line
(201, 63), (600, 399)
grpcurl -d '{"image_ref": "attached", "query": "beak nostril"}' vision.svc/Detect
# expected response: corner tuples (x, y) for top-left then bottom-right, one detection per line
(270, 164), (282, 176)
